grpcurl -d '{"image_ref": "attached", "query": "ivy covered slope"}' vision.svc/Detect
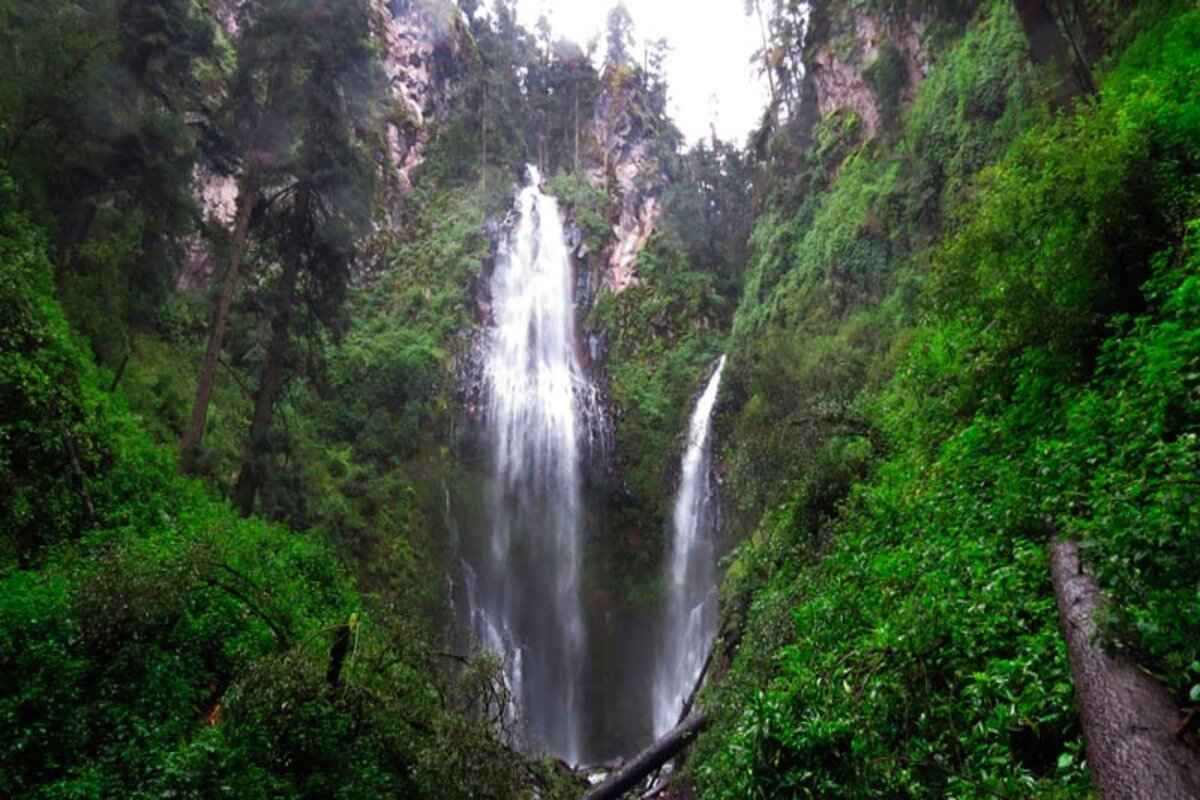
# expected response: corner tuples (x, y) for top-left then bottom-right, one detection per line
(693, 3), (1200, 798)
(0, 173), (578, 798)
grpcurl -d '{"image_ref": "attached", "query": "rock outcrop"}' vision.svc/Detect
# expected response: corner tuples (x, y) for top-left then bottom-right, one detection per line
(804, 1), (933, 139)
(373, 0), (471, 201)
(180, 166), (239, 290)
(584, 68), (667, 295)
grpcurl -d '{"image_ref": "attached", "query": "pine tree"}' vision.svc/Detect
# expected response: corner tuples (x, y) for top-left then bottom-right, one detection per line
(182, 0), (383, 475)
(605, 2), (635, 68)
(225, 0), (384, 514)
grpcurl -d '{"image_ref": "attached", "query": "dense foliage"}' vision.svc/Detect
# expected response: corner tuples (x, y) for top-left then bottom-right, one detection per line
(693, 3), (1200, 797)
(0, 171), (586, 797)
(4, 0), (1200, 796)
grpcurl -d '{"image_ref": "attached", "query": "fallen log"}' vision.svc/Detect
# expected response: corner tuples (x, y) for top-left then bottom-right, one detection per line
(678, 647), (714, 727)
(582, 714), (710, 800)
(1051, 539), (1200, 799)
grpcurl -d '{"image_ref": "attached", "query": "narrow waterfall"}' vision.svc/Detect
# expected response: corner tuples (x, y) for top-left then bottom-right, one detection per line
(466, 165), (593, 763)
(653, 356), (727, 735)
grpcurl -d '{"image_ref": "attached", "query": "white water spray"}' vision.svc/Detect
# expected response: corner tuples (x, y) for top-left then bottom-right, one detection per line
(653, 356), (727, 735)
(466, 166), (593, 762)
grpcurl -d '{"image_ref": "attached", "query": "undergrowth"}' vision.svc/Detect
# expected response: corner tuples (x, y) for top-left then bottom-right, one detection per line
(695, 5), (1200, 798)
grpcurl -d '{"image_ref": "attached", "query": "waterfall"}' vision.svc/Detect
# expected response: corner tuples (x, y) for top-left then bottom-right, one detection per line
(465, 165), (593, 763)
(653, 356), (727, 735)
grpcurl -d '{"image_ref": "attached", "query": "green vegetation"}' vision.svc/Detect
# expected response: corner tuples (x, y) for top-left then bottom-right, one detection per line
(4, 0), (1200, 795)
(0, 0), (614, 795)
(0, 173), (580, 797)
(585, 132), (753, 577)
(589, 231), (728, 570)
(693, 3), (1200, 797)
(864, 41), (908, 124)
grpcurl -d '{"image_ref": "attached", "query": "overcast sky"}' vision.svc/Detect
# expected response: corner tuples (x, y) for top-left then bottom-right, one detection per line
(513, 0), (769, 146)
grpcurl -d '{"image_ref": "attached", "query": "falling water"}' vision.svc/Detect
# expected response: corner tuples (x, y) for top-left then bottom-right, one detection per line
(653, 356), (727, 735)
(465, 165), (593, 763)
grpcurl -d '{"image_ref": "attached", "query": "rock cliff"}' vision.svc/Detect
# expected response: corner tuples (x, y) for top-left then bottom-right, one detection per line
(804, 1), (934, 139)
(584, 67), (668, 295)
(374, 0), (471, 200)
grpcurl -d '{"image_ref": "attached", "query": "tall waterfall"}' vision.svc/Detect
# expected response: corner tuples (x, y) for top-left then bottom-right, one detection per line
(466, 165), (593, 763)
(653, 356), (727, 735)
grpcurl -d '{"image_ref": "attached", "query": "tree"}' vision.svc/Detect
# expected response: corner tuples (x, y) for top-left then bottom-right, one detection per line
(228, 0), (383, 515)
(1013, 0), (1094, 102)
(179, 0), (280, 471)
(745, 0), (777, 107)
(560, 38), (602, 174)
(0, 0), (214, 327)
(663, 138), (754, 292)
(643, 37), (671, 116)
(1051, 540), (1200, 798)
(530, 14), (554, 171)
(181, 0), (383, 473)
(605, 1), (635, 67)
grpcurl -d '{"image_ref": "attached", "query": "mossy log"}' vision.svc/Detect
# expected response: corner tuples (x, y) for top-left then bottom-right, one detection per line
(1051, 539), (1200, 799)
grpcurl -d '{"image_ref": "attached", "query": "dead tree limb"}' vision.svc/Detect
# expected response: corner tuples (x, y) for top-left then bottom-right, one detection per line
(60, 424), (96, 521)
(678, 647), (715, 727)
(1051, 539), (1200, 799)
(1014, 0), (1095, 104)
(642, 644), (718, 793)
(582, 714), (710, 800)
(327, 622), (352, 689)
(108, 351), (130, 393)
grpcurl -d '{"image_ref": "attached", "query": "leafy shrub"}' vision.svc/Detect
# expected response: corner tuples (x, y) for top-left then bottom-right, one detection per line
(0, 170), (107, 563)
(547, 172), (613, 254)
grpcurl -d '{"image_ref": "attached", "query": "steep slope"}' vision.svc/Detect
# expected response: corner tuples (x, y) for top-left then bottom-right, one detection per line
(688, 2), (1200, 797)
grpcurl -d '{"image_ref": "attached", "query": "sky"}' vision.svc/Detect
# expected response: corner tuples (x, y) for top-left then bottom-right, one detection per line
(513, 0), (769, 145)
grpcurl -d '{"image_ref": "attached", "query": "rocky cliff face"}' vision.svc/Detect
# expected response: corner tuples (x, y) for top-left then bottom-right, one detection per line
(181, 165), (239, 289)
(584, 68), (667, 295)
(374, 0), (470, 201)
(804, 1), (932, 139)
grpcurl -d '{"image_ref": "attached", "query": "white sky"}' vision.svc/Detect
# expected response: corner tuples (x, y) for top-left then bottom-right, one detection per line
(514, 1), (769, 146)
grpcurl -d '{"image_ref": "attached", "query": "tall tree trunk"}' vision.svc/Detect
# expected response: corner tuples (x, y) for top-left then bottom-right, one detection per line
(1014, 0), (1093, 103)
(481, 79), (488, 193)
(108, 351), (131, 393)
(54, 199), (98, 296)
(1051, 539), (1200, 799)
(1068, 0), (1109, 66)
(326, 619), (353, 690)
(231, 255), (298, 517)
(574, 80), (580, 174)
(1051, 0), (1097, 92)
(181, 172), (258, 472)
(753, 0), (778, 108)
